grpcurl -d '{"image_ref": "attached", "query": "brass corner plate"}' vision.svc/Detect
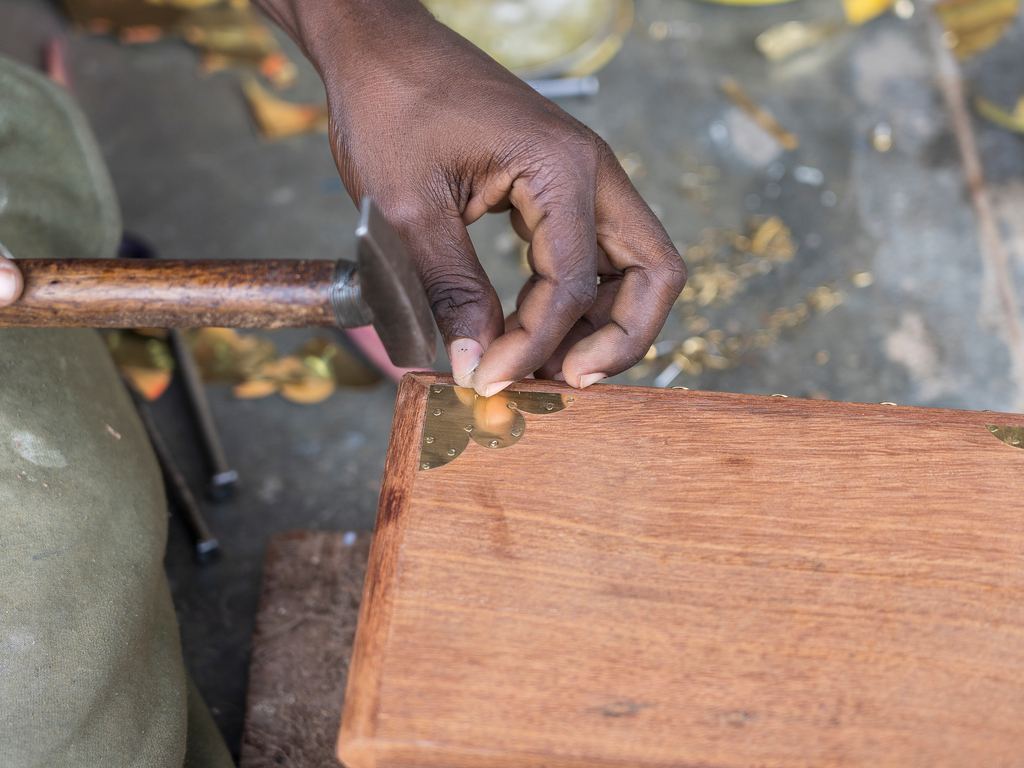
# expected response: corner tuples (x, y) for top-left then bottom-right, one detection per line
(986, 424), (1024, 449)
(419, 385), (577, 471)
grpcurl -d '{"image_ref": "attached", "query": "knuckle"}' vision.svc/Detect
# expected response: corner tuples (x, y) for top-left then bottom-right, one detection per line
(660, 246), (688, 293)
(420, 265), (491, 326)
(553, 273), (598, 318)
(382, 196), (436, 234)
(518, 133), (601, 194)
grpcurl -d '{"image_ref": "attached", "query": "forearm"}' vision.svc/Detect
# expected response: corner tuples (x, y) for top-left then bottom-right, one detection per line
(249, 0), (441, 81)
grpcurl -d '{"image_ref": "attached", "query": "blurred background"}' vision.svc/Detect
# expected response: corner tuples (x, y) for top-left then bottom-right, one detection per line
(2, 0), (1023, 757)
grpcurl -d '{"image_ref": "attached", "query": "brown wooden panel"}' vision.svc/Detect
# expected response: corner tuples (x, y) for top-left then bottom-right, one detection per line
(241, 530), (370, 768)
(339, 372), (1024, 768)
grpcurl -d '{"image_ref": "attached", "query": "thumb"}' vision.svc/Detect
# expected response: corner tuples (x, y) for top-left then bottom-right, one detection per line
(396, 212), (505, 387)
(0, 246), (23, 307)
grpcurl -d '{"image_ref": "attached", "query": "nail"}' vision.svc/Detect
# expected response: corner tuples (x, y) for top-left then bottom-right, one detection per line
(481, 380), (514, 398)
(0, 265), (16, 303)
(553, 372), (566, 382)
(449, 338), (483, 387)
(578, 373), (606, 389)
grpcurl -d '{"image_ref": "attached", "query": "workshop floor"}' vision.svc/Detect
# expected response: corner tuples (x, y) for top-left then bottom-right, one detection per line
(3, 0), (1023, 759)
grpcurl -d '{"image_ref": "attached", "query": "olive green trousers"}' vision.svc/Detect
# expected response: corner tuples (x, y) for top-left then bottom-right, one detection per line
(0, 57), (234, 767)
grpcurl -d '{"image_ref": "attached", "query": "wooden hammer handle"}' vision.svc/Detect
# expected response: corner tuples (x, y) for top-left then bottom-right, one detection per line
(0, 259), (340, 329)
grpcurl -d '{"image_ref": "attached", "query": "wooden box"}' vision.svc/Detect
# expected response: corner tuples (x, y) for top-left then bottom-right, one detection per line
(338, 372), (1024, 768)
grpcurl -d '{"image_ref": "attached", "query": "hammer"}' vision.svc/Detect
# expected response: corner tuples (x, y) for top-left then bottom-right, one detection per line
(0, 198), (438, 368)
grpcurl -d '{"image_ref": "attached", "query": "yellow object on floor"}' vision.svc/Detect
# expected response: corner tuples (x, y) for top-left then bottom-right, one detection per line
(976, 94), (1024, 133)
(61, 0), (298, 87)
(695, 0), (797, 5)
(935, 0), (1020, 61)
(423, 0), (632, 78)
(842, 0), (896, 26)
(242, 78), (328, 140)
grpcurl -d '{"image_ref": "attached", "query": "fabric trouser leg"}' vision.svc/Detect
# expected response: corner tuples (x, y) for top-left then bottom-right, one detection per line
(1, 328), (188, 766)
(0, 55), (233, 767)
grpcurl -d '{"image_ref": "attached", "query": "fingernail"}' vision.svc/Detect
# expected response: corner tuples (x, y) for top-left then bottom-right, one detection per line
(0, 265), (16, 303)
(553, 372), (566, 382)
(449, 338), (483, 387)
(578, 373), (606, 389)
(481, 380), (514, 398)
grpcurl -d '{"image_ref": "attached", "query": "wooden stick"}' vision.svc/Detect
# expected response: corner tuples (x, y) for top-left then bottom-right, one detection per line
(0, 259), (339, 329)
(926, 13), (1024, 411)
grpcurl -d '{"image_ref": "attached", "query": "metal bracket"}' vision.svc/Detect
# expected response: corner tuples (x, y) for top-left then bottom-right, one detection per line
(986, 424), (1024, 449)
(419, 384), (576, 471)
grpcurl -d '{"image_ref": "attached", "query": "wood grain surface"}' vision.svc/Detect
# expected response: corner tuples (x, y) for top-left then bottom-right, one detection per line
(241, 530), (370, 768)
(0, 259), (337, 328)
(339, 372), (1024, 768)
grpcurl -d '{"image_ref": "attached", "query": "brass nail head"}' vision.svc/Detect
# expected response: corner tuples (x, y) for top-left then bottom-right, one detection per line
(984, 423), (1024, 450)
(419, 384), (563, 470)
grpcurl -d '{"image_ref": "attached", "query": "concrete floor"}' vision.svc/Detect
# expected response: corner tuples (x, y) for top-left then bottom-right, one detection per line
(3, 0), (1024, 758)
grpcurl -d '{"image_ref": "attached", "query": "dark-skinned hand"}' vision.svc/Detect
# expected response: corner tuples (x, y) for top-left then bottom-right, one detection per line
(255, 0), (686, 396)
(0, 0), (687, 398)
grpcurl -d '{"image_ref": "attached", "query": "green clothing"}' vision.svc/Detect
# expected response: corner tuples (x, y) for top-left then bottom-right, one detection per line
(0, 57), (233, 767)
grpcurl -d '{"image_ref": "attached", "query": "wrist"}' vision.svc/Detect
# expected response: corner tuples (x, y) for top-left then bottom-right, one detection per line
(251, 0), (438, 80)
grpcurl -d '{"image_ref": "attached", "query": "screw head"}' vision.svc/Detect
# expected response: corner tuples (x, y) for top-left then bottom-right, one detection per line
(425, 436), (435, 444)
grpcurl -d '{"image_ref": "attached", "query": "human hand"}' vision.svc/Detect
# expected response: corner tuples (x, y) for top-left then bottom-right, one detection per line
(0, 246), (23, 307)
(253, 0), (686, 396)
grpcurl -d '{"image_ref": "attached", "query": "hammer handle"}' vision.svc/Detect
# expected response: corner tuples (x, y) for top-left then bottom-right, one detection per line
(0, 259), (340, 329)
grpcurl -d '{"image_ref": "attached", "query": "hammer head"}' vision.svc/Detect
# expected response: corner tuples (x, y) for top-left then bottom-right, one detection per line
(356, 197), (438, 369)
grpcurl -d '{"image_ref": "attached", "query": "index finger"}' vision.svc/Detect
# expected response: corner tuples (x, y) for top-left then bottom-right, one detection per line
(558, 146), (686, 387)
(470, 152), (601, 396)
